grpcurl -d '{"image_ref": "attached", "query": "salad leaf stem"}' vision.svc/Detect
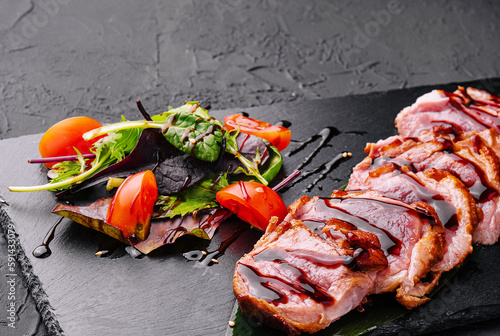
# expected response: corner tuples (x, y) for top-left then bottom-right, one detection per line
(9, 152), (111, 192)
(225, 135), (268, 185)
(28, 153), (96, 164)
(83, 121), (164, 141)
(272, 170), (301, 192)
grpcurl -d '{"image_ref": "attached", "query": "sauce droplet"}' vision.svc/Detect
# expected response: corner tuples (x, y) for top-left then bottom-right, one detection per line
(183, 226), (245, 265)
(32, 217), (64, 259)
(275, 120), (291, 128)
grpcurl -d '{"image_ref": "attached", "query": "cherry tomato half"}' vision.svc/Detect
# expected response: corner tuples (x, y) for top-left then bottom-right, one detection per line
(106, 171), (158, 242)
(39, 116), (103, 168)
(224, 114), (291, 151)
(216, 181), (288, 231)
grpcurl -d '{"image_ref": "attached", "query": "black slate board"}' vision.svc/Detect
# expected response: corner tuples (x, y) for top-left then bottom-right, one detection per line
(1, 79), (500, 336)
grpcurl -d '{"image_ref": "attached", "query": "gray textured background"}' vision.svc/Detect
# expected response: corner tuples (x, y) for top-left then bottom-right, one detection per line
(0, 0), (499, 139)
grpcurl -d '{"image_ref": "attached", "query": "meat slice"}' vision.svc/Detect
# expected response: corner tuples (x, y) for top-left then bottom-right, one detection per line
(347, 156), (479, 273)
(457, 129), (500, 244)
(233, 192), (444, 334)
(287, 192), (444, 308)
(395, 87), (500, 138)
(233, 216), (379, 335)
(360, 130), (500, 245)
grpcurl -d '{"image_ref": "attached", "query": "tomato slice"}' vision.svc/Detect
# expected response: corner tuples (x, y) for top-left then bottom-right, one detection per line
(224, 114), (291, 151)
(106, 171), (158, 241)
(39, 116), (103, 168)
(216, 181), (288, 231)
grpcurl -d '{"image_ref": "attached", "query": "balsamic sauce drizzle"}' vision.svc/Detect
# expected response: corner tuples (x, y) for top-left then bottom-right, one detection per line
(317, 197), (402, 255)
(182, 226), (246, 265)
(368, 138), (499, 230)
(281, 126), (354, 192)
(282, 152), (351, 193)
(286, 127), (340, 170)
(32, 217), (64, 258)
(238, 247), (339, 306)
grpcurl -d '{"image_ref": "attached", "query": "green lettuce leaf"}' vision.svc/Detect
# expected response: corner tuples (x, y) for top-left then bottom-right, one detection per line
(152, 103), (224, 162)
(155, 173), (230, 218)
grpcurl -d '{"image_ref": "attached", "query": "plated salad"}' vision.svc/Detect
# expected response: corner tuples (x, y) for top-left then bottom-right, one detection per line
(9, 101), (292, 254)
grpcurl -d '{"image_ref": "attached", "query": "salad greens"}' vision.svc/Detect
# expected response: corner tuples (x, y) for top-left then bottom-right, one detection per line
(9, 101), (271, 193)
(8, 100), (285, 249)
(155, 173), (230, 219)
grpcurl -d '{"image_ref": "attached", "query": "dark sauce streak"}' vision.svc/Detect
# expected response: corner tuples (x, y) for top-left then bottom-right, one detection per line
(187, 124), (222, 155)
(370, 156), (413, 171)
(286, 127), (339, 168)
(32, 217), (64, 258)
(254, 248), (354, 269)
(239, 248), (337, 306)
(443, 91), (500, 131)
(304, 153), (351, 192)
(275, 120), (291, 128)
(281, 152), (351, 193)
(316, 198), (401, 255)
(237, 263), (287, 304)
(417, 151), (496, 203)
(368, 156), (459, 230)
(302, 220), (325, 235)
(399, 174), (458, 230)
(199, 208), (229, 230)
(183, 226), (245, 265)
(280, 126), (359, 193)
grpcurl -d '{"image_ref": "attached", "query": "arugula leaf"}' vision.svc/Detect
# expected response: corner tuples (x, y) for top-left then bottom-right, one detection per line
(155, 173), (230, 218)
(98, 124), (142, 163)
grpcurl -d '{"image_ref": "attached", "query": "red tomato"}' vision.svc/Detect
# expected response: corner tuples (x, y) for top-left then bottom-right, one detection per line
(224, 114), (291, 151)
(216, 181), (288, 231)
(106, 171), (158, 241)
(39, 116), (103, 168)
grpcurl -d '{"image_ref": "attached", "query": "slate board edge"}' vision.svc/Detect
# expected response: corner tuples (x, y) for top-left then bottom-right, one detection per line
(0, 205), (63, 336)
(218, 77), (500, 120)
